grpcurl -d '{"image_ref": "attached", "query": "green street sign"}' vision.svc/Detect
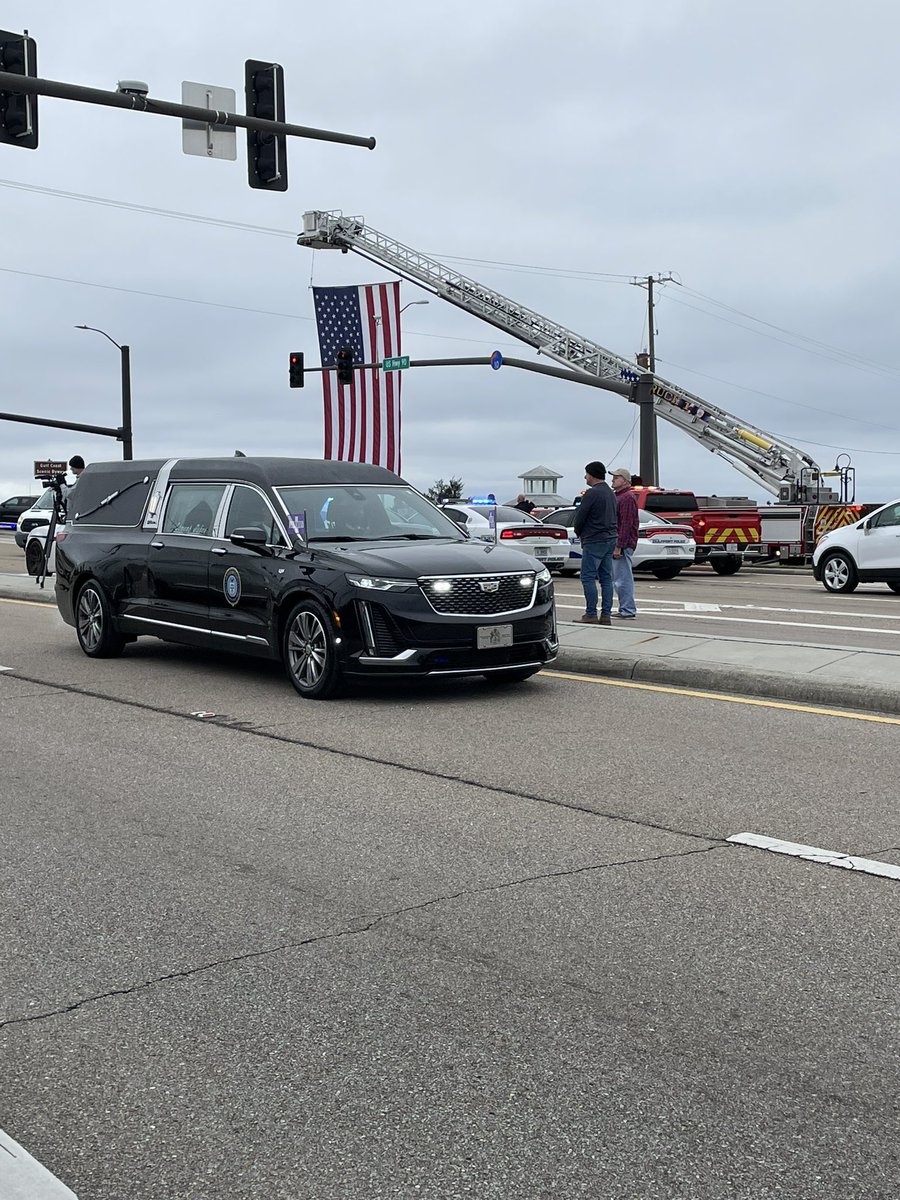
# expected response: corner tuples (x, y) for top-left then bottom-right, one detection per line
(382, 355), (410, 371)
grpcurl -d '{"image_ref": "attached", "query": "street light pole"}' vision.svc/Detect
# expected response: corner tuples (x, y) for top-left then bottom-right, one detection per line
(75, 325), (133, 460)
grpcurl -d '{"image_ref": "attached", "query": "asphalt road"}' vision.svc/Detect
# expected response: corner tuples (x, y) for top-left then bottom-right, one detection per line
(2, 596), (899, 1199)
(553, 563), (900, 652)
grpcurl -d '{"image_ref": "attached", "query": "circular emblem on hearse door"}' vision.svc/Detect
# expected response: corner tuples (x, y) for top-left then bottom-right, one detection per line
(223, 568), (242, 607)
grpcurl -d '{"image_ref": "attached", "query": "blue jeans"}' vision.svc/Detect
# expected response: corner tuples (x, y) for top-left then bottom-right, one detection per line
(613, 547), (636, 616)
(580, 538), (616, 617)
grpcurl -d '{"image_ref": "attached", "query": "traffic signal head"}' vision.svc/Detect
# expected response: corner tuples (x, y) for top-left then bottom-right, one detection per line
(0, 29), (38, 149)
(289, 351), (304, 388)
(336, 346), (354, 386)
(245, 59), (287, 191)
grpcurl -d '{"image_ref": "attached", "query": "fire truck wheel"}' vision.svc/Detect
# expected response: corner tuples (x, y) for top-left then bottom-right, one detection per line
(820, 551), (858, 594)
(709, 555), (741, 576)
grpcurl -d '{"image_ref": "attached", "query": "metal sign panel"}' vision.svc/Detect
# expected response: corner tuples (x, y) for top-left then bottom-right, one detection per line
(181, 82), (237, 160)
(34, 459), (67, 478)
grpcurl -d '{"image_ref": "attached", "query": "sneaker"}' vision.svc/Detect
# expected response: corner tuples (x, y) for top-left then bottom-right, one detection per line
(615, 613), (636, 619)
(599, 614), (612, 626)
(577, 614), (599, 623)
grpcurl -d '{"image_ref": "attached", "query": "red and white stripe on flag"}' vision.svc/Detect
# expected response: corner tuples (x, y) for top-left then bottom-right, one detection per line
(319, 282), (403, 473)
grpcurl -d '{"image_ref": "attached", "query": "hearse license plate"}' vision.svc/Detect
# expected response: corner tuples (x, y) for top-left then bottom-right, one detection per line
(477, 624), (513, 649)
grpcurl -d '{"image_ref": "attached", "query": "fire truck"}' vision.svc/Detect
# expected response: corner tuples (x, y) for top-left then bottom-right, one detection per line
(297, 211), (866, 559)
(633, 489), (761, 573)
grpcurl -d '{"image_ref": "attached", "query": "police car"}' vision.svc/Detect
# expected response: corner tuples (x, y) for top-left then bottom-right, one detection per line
(540, 506), (696, 579)
(440, 500), (569, 571)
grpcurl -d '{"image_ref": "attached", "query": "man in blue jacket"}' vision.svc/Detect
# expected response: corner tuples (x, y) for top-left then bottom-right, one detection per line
(573, 460), (618, 625)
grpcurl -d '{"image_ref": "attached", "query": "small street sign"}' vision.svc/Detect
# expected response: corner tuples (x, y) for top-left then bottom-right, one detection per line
(182, 82), (237, 160)
(383, 355), (410, 371)
(34, 459), (67, 478)
(490, 350), (503, 370)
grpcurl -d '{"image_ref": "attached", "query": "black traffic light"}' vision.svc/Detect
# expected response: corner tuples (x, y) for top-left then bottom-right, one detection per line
(244, 59), (287, 191)
(0, 29), (38, 150)
(336, 346), (354, 386)
(289, 351), (304, 388)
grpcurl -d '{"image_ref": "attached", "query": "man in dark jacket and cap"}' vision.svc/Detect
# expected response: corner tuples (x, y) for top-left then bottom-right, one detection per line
(572, 460), (617, 624)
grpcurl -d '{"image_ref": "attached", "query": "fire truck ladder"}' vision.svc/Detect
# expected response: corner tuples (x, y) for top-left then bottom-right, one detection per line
(298, 210), (824, 500)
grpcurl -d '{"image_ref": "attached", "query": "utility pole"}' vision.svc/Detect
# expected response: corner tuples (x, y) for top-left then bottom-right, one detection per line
(630, 273), (675, 485)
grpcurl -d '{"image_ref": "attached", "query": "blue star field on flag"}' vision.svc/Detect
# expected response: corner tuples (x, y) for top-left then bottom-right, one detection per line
(313, 287), (366, 367)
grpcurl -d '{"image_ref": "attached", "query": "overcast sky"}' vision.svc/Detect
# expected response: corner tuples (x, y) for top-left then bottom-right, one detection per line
(2, 0), (899, 507)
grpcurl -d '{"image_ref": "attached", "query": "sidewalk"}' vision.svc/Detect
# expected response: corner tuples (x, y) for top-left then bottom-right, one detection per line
(3, 569), (900, 716)
(556, 617), (900, 716)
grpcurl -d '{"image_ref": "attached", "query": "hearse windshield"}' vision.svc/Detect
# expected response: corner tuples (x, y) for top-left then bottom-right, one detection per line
(276, 484), (466, 542)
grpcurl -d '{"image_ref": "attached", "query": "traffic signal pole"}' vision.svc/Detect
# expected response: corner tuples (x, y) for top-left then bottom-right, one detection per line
(0, 69), (376, 150)
(303, 355), (632, 395)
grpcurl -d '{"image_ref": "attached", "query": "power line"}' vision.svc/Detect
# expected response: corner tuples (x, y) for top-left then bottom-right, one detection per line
(2, 178), (897, 381)
(0, 264), (524, 349)
(657, 355), (900, 433)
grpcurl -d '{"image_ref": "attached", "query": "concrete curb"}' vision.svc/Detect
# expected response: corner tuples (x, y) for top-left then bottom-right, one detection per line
(555, 647), (900, 718)
(0, 581), (55, 604)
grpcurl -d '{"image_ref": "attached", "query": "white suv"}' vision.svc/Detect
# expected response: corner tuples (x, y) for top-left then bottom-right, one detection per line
(813, 498), (900, 593)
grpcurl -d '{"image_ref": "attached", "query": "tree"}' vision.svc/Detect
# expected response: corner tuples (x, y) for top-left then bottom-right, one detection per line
(424, 476), (464, 504)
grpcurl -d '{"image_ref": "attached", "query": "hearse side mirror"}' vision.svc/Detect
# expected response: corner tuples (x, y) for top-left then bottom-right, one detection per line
(230, 526), (271, 554)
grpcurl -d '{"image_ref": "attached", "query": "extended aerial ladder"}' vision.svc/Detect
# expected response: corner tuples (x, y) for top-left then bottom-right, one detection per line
(298, 210), (839, 503)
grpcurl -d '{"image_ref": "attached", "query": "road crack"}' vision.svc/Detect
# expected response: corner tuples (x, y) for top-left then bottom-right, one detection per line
(0, 844), (725, 1031)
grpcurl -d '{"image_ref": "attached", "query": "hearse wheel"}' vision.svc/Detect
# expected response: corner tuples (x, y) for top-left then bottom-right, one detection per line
(75, 580), (127, 658)
(283, 599), (343, 699)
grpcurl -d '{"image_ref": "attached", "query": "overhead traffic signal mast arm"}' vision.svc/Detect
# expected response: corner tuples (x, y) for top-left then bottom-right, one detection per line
(298, 210), (820, 498)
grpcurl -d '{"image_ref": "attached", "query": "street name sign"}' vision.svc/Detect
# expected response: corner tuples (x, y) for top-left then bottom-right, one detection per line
(34, 459), (68, 478)
(383, 355), (410, 370)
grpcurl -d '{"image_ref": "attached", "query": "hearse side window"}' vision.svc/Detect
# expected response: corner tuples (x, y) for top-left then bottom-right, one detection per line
(225, 486), (287, 546)
(162, 484), (227, 537)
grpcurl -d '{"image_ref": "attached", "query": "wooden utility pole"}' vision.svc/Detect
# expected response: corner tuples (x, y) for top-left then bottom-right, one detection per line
(631, 274), (675, 484)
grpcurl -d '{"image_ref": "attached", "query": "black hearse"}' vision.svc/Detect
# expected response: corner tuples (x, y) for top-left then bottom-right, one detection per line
(54, 457), (558, 698)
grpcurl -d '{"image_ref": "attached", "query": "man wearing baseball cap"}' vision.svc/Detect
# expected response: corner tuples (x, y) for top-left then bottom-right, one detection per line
(611, 467), (639, 618)
(572, 461), (618, 625)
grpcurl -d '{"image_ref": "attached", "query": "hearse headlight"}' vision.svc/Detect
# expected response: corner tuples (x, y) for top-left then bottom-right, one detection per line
(346, 574), (416, 592)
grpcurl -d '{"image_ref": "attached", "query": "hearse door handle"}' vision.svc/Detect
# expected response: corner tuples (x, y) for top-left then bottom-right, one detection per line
(150, 541), (164, 549)
(211, 546), (227, 555)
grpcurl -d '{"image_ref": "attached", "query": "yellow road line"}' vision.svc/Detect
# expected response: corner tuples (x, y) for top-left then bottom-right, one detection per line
(541, 669), (900, 725)
(0, 597), (55, 608)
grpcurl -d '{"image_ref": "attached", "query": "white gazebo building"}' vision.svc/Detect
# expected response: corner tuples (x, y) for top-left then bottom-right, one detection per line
(514, 465), (570, 509)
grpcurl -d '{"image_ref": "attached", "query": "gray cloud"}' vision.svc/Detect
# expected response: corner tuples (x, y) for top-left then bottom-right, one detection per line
(1, 0), (898, 510)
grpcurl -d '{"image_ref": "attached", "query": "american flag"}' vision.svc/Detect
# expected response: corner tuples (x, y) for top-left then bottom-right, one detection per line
(312, 282), (403, 472)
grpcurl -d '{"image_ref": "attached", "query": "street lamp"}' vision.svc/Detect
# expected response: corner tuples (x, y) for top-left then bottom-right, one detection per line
(75, 325), (133, 461)
(399, 300), (429, 314)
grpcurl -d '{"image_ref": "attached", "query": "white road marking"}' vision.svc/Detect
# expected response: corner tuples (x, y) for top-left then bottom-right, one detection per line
(555, 599), (900, 637)
(631, 596), (900, 622)
(0, 1128), (78, 1197)
(728, 832), (900, 881)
